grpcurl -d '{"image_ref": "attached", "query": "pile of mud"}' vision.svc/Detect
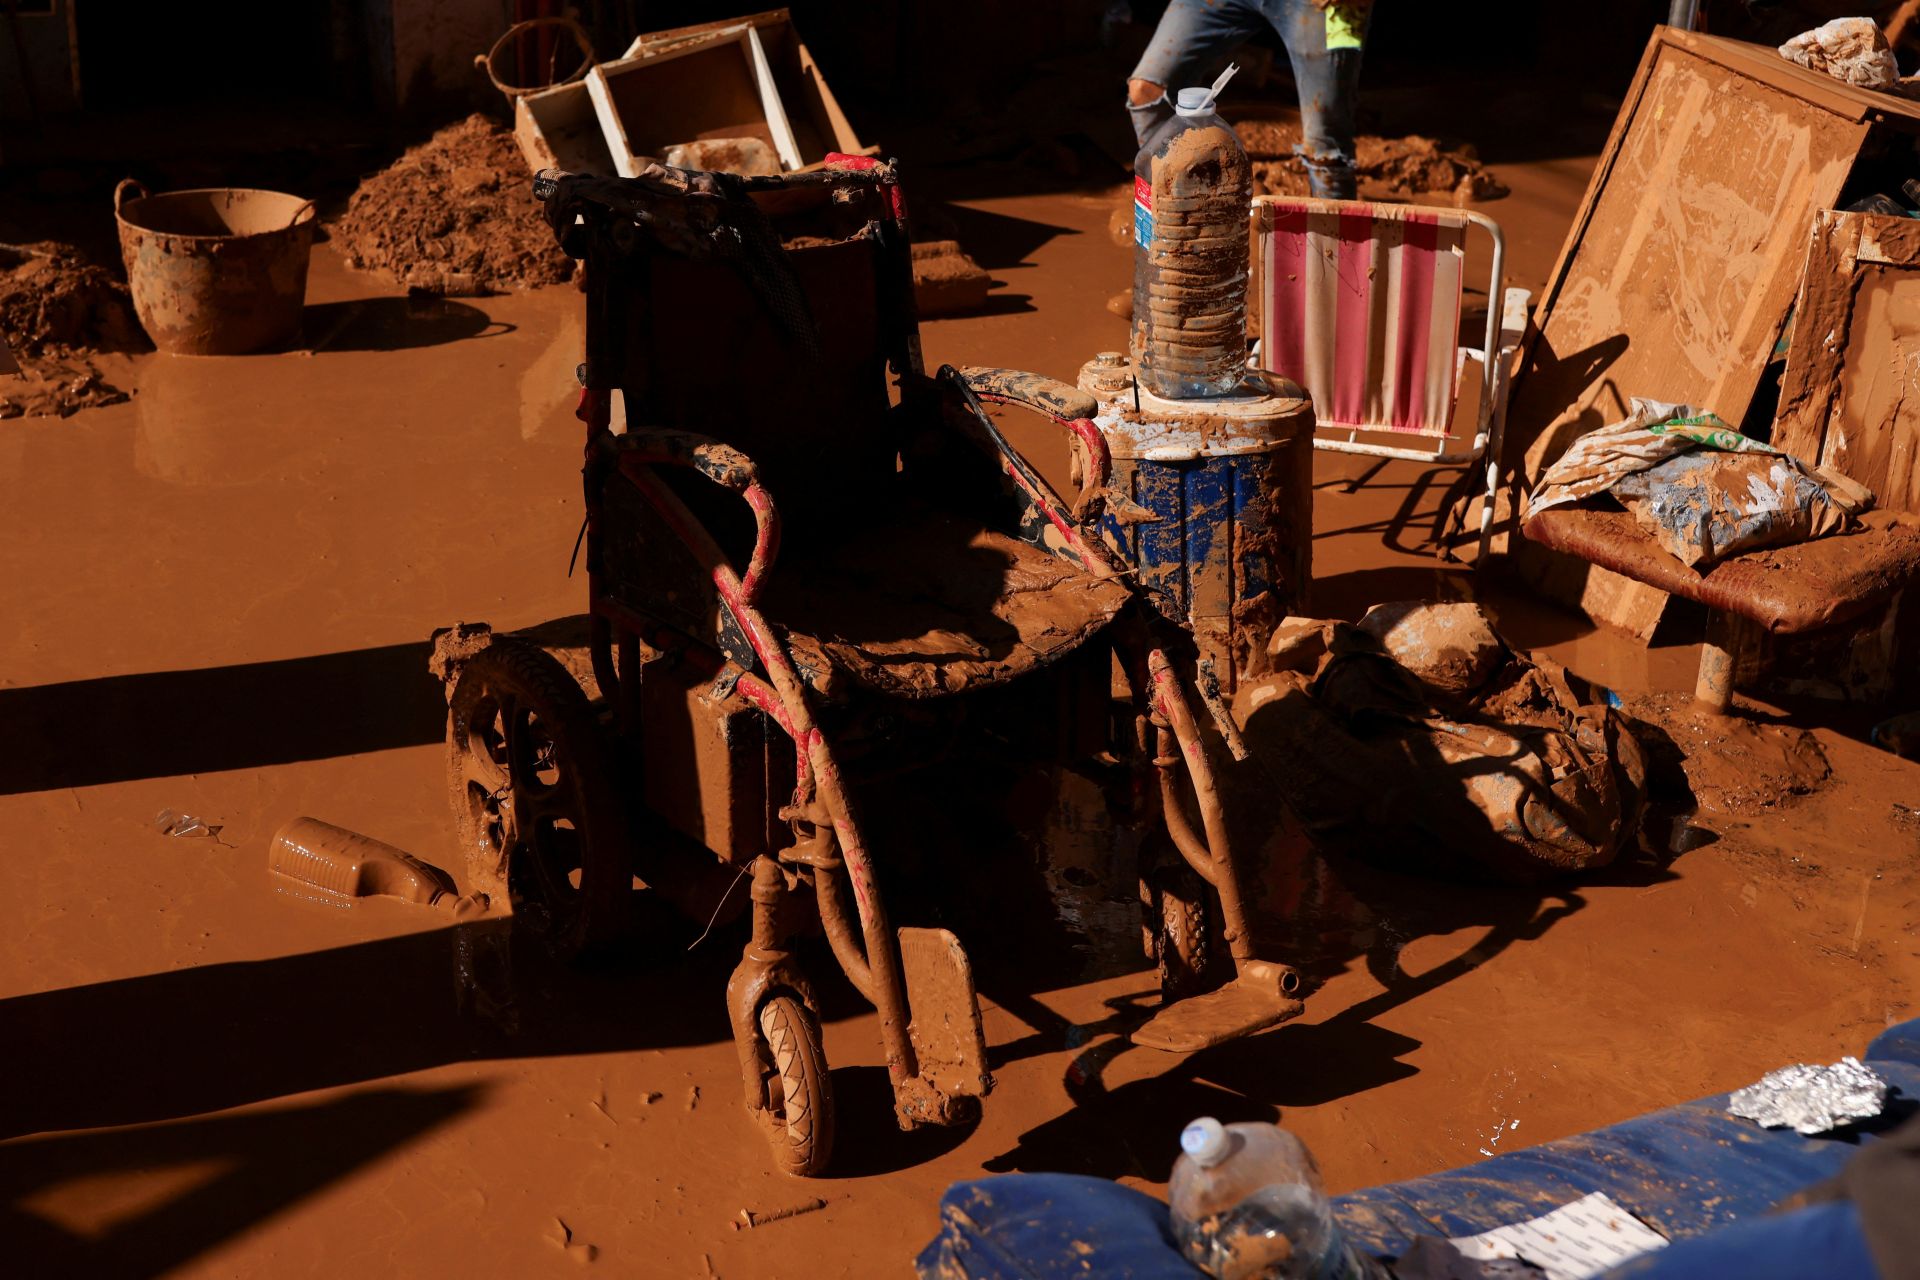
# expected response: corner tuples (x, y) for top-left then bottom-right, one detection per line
(0, 241), (142, 420)
(332, 115), (574, 292)
(1233, 119), (1508, 204)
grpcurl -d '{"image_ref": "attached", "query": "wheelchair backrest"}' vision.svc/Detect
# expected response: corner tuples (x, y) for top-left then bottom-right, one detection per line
(544, 162), (923, 543)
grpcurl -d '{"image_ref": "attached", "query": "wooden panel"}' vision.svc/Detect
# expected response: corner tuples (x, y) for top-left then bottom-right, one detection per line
(1775, 210), (1920, 514)
(1508, 40), (1866, 489)
(1493, 28), (1901, 635)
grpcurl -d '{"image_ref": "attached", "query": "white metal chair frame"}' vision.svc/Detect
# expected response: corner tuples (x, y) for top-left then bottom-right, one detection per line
(1250, 196), (1531, 559)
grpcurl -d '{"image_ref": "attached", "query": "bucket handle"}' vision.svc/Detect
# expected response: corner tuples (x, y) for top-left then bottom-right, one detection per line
(285, 198), (316, 230)
(475, 16), (595, 99)
(113, 178), (148, 216)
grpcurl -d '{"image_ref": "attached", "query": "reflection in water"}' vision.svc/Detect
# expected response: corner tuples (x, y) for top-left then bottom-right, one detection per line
(133, 353), (302, 488)
(520, 306), (583, 441)
(451, 915), (520, 1037)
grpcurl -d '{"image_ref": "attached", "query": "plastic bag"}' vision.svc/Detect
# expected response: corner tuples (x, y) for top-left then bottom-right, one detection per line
(1527, 398), (1870, 569)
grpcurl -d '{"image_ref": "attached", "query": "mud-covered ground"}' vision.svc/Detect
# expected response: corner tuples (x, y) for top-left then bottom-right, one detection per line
(1, 128), (1917, 1280)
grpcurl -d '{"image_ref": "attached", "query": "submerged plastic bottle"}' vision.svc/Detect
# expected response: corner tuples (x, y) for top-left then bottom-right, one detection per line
(1132, 65), (1253, 401)
(1170, 1117), (1385, 1280)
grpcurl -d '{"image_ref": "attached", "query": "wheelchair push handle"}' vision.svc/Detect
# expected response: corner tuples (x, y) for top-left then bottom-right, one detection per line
(600, 426), (781, 605)
(953, 366), (1111, 518)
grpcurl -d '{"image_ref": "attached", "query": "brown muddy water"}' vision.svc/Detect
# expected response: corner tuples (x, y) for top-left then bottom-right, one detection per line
(2, 157), (1917, 1278)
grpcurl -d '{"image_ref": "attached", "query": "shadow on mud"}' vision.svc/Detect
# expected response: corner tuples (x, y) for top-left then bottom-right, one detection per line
(0, 642), (446, 796)
(0, 1084), (480, 1278)
(301, 296), (508, 353)
(0, 924), (737, 1142)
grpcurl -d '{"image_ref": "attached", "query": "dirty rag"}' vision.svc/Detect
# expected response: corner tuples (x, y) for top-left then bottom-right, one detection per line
(1526, 399), (1869, 569)
(1245, 607), (1648, 884)
(1778, 18), (1900, 91)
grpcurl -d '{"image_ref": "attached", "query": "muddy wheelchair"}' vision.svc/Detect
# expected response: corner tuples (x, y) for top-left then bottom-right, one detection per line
(440, 156), (1306, 1176)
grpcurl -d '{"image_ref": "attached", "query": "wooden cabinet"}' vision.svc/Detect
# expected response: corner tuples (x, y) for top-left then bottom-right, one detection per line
(1499, 27), (1920, 635)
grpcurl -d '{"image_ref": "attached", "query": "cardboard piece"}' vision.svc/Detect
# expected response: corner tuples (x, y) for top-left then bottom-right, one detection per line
(624, 9), (867, 169)
(1498, 27), (1920, 635)
(513, 78), (617, 175)
(588, 25), (798, 178)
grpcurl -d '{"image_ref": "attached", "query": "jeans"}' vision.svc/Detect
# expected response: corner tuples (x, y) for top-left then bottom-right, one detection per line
(1129, 0), (1369, 199)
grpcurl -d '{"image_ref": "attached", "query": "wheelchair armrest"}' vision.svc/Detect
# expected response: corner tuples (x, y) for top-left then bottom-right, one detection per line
(598, 428), (781, 605)
(956, 367), (1097, 421)
(949, 366), (1110, 519)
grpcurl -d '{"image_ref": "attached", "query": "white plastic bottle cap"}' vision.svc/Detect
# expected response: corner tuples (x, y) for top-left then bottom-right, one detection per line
(1174, 87), (1214, 115)
(1181, 1116), (1229, 1166)
(1174, 63), (1240, 117)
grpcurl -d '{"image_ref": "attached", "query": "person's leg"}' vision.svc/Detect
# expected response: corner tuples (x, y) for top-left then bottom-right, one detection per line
(1269, 0), (1369, 199)
(1127, 0), (1266, 145)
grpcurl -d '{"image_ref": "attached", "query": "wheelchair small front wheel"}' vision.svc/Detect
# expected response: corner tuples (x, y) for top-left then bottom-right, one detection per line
(757, 994), (835, 1177)
(1148, 865), (1222, 1002)
(446, 639), (630, 961)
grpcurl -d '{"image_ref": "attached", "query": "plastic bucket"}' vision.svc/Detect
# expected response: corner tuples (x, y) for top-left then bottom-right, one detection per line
(113, 180), (317, 355)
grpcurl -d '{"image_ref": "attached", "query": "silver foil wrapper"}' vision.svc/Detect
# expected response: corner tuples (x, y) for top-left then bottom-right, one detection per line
(1726, 1056), (1888, 1135)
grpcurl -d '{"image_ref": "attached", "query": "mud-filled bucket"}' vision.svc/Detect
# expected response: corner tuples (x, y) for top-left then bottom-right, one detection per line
(114, 180), (317, 355)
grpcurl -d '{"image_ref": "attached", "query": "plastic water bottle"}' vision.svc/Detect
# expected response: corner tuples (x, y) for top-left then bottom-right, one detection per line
(1132, 65), (1252, 401)
(1169, 1117), (1384, 1280)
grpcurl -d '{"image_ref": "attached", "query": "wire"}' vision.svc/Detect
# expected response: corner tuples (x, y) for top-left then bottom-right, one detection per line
(686, 861), (753, 951)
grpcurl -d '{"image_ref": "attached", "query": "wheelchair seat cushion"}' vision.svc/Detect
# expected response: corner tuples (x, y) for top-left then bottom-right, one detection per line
(763, 504), (1130, 699)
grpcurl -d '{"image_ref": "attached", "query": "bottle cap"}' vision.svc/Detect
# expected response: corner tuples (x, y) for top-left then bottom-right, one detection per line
(1174, 62), (1240, 118)
(1180, 1116), (1230, 1166)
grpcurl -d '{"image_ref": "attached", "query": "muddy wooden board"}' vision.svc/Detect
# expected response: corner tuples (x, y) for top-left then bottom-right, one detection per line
(1498, 27), (1920, 634)
(1775, 209), (1920, 516)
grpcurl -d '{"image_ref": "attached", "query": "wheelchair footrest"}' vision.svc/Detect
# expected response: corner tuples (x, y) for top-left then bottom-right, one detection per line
(1131, 961), (1305, 1053)
(900, 927), (993, 1098)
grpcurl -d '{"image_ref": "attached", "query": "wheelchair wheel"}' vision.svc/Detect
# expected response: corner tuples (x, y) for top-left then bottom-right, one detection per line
(758, 994), (835, 1177)
(446, 640), (629, 961)
(1148, 865), (1222, 1002)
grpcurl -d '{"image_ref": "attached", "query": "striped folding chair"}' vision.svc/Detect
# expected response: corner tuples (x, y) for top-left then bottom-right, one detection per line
(1251, 196), (1531, 559)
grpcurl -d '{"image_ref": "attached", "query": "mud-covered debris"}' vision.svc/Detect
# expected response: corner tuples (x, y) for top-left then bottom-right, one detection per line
(333, 115), (575, 292)
(552, 1217), (598, 1263)
(0, 241), (142, 356)
(1267, 615), (1333, 673)
(0, 240), (142, 420)
(267, 816), (479, 916)
(1872, 710), (1919, 759)
(154, 809), (220, 839)
(1237, 624), (1648, 883)
(1356, 600), (1506, 696)
(734, 1196), (829, 1229)
(1778, 18), (1899, 90)
(664, 136), (781, 176)
(911, 239), (992, 317)
(1624, 694), (1831, 816)
(1233, 121), (1507, 203)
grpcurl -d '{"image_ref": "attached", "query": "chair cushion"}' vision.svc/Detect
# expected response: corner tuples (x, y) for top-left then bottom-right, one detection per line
(763, 503), (1130, 700)
(1521, 505), (1920, 634)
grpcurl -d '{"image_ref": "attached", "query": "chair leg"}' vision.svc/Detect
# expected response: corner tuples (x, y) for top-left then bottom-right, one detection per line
(1475, 452), (1501, 565)
(1694, 610), (1736, 715)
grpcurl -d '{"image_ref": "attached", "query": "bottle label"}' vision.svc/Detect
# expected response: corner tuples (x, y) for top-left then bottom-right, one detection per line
(1134, 175), (1154, 247)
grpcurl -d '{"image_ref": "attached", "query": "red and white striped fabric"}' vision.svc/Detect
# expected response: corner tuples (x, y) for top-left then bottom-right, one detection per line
(1254, 197), (1467, 437)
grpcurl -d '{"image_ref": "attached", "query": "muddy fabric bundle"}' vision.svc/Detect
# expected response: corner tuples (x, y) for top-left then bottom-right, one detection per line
(1778, 18), (1900, 90)
(1240, 604), (1647, 884)
(1527, 398), (1870, 569)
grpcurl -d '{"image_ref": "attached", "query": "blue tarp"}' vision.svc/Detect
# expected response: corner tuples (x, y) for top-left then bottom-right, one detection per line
(916, 1019), (1920, 1278)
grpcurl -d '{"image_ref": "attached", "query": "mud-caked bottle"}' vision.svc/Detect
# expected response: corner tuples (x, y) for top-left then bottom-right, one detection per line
(1132, 84), (1252, 399)
(1170, 1117), (1387, 1280)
